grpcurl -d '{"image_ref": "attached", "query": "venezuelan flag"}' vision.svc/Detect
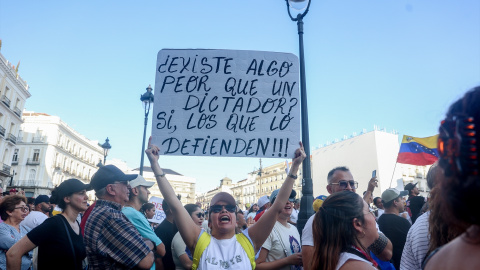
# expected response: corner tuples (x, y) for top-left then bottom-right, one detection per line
(396, 135), (439, 166)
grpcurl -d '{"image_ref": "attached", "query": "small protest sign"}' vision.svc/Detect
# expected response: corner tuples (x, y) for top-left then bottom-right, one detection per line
(151, 49), (300, 158)
(148, 196), (165, 224)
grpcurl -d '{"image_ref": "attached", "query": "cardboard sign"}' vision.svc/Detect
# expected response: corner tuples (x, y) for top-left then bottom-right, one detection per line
(151, 49), (301, 158)
(148, 196), (165, 224)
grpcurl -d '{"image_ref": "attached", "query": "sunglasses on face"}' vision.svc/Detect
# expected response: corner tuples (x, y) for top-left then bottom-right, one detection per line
(196, 212), (205, 218)
(210, 204), (236, 213)
(330, 180), (358, 189)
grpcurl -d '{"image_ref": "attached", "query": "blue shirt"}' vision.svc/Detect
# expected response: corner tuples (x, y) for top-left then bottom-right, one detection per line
(0, 223), (32, 270)
(122, 206), (162, 270)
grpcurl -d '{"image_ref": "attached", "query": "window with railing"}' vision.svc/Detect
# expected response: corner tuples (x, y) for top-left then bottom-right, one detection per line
(33, 149), (40, 162)
(28, 169), (36, 180)
(12, 149), (18, 162)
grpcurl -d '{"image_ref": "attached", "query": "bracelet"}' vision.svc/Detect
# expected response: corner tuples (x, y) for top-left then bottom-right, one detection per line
(155, 173), (166, 178)
(288, 173), (298, 179)
(368, 232), (389, 255)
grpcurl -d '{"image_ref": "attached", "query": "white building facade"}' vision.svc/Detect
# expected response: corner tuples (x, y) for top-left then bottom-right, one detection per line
(311, 129), (433, 199)
(10, 112), (105, 197)
(0, 51), (31, 190)
(132, 166), (196, 205)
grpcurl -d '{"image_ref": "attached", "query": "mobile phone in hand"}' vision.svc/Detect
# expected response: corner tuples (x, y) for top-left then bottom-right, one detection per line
(372, 170), (377, 178)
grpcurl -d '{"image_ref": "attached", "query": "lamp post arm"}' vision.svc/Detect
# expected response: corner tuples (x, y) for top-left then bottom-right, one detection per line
(285, 0), (312, 22)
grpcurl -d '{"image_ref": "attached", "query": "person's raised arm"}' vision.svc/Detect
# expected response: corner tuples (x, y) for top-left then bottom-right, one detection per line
(6, 236), (37, 270)
(248, 142), (306, 252)
(145, 137), (201, 250)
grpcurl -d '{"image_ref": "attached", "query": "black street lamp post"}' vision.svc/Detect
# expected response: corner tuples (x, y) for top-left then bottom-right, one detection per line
(140, 85), (154, 175)
(285, 0), (314, 235)
(100, 137), (111, 165)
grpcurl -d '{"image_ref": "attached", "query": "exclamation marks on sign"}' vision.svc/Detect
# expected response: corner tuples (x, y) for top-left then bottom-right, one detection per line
(272, 138), (289, 157)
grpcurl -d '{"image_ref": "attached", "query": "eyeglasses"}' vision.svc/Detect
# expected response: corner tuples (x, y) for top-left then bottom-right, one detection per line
(210, 204), (236, 213)
(196, 212), (205, 218)
(330, 180), (358, 189)
(14, 206), (29, 212)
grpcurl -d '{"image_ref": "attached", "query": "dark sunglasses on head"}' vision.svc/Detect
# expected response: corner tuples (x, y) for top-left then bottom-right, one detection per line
(196, 212), (205, 218)
(331, 180), (358, 189)
(210, 204), (236, 213)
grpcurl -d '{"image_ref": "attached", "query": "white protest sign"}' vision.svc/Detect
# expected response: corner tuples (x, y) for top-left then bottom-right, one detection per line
(148, 196), (165, 224)
(151, 49), (300, 158)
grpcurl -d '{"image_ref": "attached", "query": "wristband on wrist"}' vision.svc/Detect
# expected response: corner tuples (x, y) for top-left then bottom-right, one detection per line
(288, 173), (298, 179)
(155, 173), (166, 178)
(368, 232), (388, 255)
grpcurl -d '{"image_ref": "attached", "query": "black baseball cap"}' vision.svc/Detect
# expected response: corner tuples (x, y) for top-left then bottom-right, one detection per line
(50, 178), (92, 204)
(404, 182), (418, 192)
(90, 165), (137, 192)
(34, 195), (50, 206)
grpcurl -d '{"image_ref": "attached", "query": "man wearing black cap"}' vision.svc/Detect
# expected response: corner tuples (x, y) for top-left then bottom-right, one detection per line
(84, 165), (154, 270)
(20, 195), (51, 229)
(256, 189), (303, 270)
(404, 182), (426, 224)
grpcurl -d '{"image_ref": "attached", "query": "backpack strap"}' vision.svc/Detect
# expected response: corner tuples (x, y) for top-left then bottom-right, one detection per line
(236, 233), (256, 269)
(192, 232), (211, 270)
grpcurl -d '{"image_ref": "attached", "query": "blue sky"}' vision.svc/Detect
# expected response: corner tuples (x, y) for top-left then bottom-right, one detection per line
(1, 0), (479, 192)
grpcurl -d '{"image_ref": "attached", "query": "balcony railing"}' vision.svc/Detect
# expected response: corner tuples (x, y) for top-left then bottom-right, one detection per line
(32, 136), (45, 143)
(0, 163), (12, 177)
(1, 95), (11, 107)
(0, 125), (5, 137)
(27, 158), (40, 165)
(9, 180), (54, 189)
(6, 133), (16, 144)
(13, 106), (22, 117)
(11, 160), (18, 165)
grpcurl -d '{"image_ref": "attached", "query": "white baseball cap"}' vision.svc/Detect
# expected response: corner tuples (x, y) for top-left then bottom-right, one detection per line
(257, 195), (270, 208)
(129, 175), (155, 189)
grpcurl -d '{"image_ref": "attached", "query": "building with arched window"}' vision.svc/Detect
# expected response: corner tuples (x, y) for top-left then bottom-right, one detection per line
(0, 50), (31, 190)
(9, 112), (105, 197)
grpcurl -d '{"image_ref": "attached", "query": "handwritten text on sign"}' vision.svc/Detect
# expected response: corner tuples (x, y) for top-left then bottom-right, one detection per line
(151, 49), (300, 158)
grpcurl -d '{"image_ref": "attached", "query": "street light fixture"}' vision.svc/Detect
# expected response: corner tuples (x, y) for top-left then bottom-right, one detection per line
(140, 84), (154, 175)
(285, 0), (313, 235)
(101, 137), (111, 165)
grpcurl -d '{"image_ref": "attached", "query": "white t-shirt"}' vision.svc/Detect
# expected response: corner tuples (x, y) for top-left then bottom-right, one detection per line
(246, 212), (256, 220)
(377, 208), (385, 219)
(197, 229), (253, 269)
(301, 215), (315, 246)
(302, 213), (383, 247)
(20, 211), (48, 229)
(336, 252), (376, 270)
(290, 209), (299, 224)
(172, 231), (189, 270)
(262, 221), (302, 270)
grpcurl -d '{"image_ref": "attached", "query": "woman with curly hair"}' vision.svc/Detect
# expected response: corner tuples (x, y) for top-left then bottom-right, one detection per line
(311, 191), (379, 270)
(424, 86), (480, 269)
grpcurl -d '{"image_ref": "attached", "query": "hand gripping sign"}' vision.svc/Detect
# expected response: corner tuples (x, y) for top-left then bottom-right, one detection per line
(151, 49), (300, 158)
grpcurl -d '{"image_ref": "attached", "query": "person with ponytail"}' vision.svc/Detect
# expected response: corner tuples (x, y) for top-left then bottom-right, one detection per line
(7, 179), (91, 270)
(311, 191), (379, 270)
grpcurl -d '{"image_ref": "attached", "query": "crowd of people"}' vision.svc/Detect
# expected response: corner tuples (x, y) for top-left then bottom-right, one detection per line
(0, 86), (479, 269)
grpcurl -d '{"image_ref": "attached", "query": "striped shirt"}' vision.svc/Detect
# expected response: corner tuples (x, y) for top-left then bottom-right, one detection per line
(400, 211), (430, 270)
(84, 200), (150, 270)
